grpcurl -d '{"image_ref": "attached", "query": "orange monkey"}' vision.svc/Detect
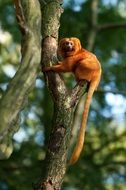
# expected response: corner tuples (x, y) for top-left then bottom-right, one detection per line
(43, 37), (101, 164)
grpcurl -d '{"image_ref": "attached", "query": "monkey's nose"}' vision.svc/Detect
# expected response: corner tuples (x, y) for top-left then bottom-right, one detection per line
(65, 41), (70, 45)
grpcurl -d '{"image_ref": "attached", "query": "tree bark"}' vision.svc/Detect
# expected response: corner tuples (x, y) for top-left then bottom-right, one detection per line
(34, 1), (88, 190)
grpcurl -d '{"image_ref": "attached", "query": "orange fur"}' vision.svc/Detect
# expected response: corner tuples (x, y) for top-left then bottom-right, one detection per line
(43, 37), (101, 164)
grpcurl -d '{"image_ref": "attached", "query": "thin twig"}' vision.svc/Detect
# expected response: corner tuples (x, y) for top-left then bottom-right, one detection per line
(98, 23), (126, 31)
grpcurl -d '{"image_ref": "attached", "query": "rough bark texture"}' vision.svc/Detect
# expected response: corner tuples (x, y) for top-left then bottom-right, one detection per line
(34, 1), (88, 190)
(0, 0), (41, 158)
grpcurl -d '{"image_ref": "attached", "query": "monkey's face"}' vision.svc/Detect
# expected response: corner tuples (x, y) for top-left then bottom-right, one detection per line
(62, 40), (74, 52)
(58, 37), (81, 57)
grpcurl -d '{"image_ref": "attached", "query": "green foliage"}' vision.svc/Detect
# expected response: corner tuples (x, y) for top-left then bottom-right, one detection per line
(0, 0), (126, 189)
(0, 141), (44, 190)
(64, 128), (126, 190)
(0, 0), (21, 42)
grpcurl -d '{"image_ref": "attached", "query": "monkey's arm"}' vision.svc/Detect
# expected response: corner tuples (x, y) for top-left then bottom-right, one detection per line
(43, 63), (69, 73)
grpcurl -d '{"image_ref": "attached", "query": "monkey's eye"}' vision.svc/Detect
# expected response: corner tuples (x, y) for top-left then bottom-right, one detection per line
(65, 41), (73, 46)
(70, 42), (73, 45)
(65, 41), (70, 45)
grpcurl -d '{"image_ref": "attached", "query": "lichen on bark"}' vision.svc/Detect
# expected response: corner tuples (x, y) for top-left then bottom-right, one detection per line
(34, 1), (88, 190)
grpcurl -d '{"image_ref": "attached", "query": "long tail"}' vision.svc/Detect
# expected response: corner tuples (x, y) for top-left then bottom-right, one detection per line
(69, 80), (98, 164)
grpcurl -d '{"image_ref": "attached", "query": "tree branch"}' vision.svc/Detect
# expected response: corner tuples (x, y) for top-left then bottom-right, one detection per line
(0, 0), (41, 158)
(98, 22), (126, 31)
(86, 0), (98, 51)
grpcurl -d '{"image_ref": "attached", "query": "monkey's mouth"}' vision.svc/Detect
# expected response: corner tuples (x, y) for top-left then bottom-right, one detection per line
(63, 46), (75, 52)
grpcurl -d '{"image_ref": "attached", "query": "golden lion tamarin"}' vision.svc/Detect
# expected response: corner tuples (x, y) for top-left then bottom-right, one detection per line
(43, 37), (101, 164)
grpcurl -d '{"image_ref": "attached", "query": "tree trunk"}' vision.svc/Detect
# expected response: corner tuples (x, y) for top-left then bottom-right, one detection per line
(0, 0), (41, 159)
(34, 1), (88, 190)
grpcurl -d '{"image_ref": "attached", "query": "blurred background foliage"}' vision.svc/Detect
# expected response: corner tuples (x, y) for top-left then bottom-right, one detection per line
(0, 0), (126, 189)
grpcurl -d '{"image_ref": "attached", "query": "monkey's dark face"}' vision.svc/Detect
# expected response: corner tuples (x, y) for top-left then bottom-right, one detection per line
(62, 40), (75, 52)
